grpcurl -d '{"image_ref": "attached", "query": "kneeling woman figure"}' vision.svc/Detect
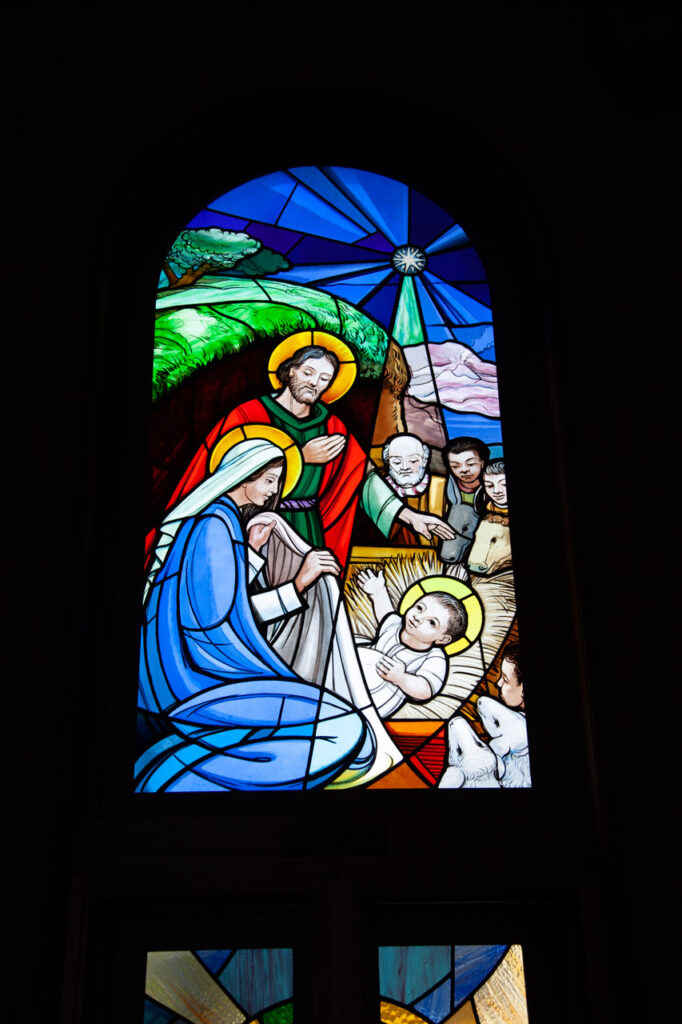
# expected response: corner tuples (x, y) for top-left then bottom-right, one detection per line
(137, 437), (375, 792)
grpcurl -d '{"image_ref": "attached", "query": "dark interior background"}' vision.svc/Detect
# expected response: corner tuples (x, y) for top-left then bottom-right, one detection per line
(7, 8), (678, 1022)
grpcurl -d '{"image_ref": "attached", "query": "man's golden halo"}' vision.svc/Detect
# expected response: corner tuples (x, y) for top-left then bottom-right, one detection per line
(208, 425), (303, 497)
(398, 575), (484, 655)
(268, 330), (357, 403)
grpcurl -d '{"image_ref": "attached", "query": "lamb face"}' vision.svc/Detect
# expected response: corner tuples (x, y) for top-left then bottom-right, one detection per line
(477, 696), (531, 788)
(477, 696), (528, 757)
(442, 715), (502, 788)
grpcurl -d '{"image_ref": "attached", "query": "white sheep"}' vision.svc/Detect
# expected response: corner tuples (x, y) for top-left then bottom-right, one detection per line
(438, 715), (504, 788)
(476, 696), (532, 788)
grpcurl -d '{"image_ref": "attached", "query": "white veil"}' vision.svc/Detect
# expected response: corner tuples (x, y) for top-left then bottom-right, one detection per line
(144, 438), (284, 603)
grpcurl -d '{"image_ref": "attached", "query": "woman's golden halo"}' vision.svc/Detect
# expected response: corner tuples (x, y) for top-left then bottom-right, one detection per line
(399, 575), (484, 655)
(208, 425), (303, 497)
(268, 330), (357, 403)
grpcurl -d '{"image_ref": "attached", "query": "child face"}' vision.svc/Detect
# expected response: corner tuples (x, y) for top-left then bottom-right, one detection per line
(402, 595), (452, 647)
(500, 657), (524, 708)
(483, 471), (507, 507)
(447, 449), (485, 490)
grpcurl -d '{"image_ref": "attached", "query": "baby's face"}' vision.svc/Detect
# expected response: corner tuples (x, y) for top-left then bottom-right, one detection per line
(402, 595), (451, 647)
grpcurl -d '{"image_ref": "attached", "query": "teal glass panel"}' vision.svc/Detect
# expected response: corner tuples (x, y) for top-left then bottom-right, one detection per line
(143, 1000), (177, 1024)
(219, 948), (293, 1016)
(379, 944), (526, 1023)
(378, 945), (451, 1005)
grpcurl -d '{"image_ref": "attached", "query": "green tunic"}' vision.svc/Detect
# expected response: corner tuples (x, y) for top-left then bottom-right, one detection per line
(260, 395), (333, 547)
(260, 394), (402, 548)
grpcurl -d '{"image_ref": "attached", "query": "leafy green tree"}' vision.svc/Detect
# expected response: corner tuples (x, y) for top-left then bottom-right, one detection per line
(163, 228), (261, 289)
(227, 247), (291, 277)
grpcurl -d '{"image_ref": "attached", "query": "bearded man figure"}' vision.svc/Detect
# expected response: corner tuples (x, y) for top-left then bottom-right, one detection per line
(157, 332), (453, 567)
(380, 433), (446, 547)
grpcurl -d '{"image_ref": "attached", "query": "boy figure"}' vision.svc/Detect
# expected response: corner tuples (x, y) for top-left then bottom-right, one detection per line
(355, 568), (467, 718)
(481, 458), (508, 515)
(498, 643), (524, 709)
(439, 436), (490, 564)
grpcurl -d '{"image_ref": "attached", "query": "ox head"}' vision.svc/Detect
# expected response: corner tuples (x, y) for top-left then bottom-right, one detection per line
(467, 513), (512, 575)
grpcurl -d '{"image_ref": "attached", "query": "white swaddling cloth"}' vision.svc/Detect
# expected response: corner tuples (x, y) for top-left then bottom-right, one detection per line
(356, 613), (448, 719)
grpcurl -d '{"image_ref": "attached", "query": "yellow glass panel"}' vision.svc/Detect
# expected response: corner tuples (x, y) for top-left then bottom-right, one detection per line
(380, 1000), (430, 1024)
(442, 1002), (477, 1024)
(473, 945), (528, 1024)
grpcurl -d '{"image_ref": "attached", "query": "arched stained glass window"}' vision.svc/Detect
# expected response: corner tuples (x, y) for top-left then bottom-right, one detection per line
(137, 166), (530, 793)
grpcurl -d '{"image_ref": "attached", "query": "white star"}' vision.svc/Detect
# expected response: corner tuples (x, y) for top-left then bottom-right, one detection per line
(392, 245), (427, 275)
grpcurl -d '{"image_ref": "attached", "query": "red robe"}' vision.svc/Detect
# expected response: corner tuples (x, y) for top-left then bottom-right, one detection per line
(147, 398), (366, 568)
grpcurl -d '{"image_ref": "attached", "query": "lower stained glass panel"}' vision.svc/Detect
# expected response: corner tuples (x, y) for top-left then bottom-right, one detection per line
(378, 945), (528, 1024)
(143, 948), (293, 1024)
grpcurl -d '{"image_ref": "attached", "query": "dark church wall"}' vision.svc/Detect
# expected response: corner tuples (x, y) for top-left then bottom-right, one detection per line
(6, 9), (678, 1022)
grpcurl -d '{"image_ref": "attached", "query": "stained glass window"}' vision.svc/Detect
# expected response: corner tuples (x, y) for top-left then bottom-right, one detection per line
(137, 166), (531, 791)
(143, 948), (293, 1024)
(378, 945), (528, 1024)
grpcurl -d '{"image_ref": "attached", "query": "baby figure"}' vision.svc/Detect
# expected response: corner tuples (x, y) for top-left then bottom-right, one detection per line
(355, 568), (467, 718)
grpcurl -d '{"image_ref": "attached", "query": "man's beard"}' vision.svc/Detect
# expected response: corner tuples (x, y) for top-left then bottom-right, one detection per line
(389, 464), (427, 488)
(289, 379), (322, 405)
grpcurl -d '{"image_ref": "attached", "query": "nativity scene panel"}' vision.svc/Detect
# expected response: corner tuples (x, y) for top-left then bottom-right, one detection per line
(137, 166), (530, 792)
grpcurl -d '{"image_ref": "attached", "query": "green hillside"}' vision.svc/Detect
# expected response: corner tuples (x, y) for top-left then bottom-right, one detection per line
(153, 276), (389, 401)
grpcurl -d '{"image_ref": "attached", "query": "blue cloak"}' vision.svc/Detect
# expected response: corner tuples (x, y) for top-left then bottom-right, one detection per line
(136, 497), (373, 791)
